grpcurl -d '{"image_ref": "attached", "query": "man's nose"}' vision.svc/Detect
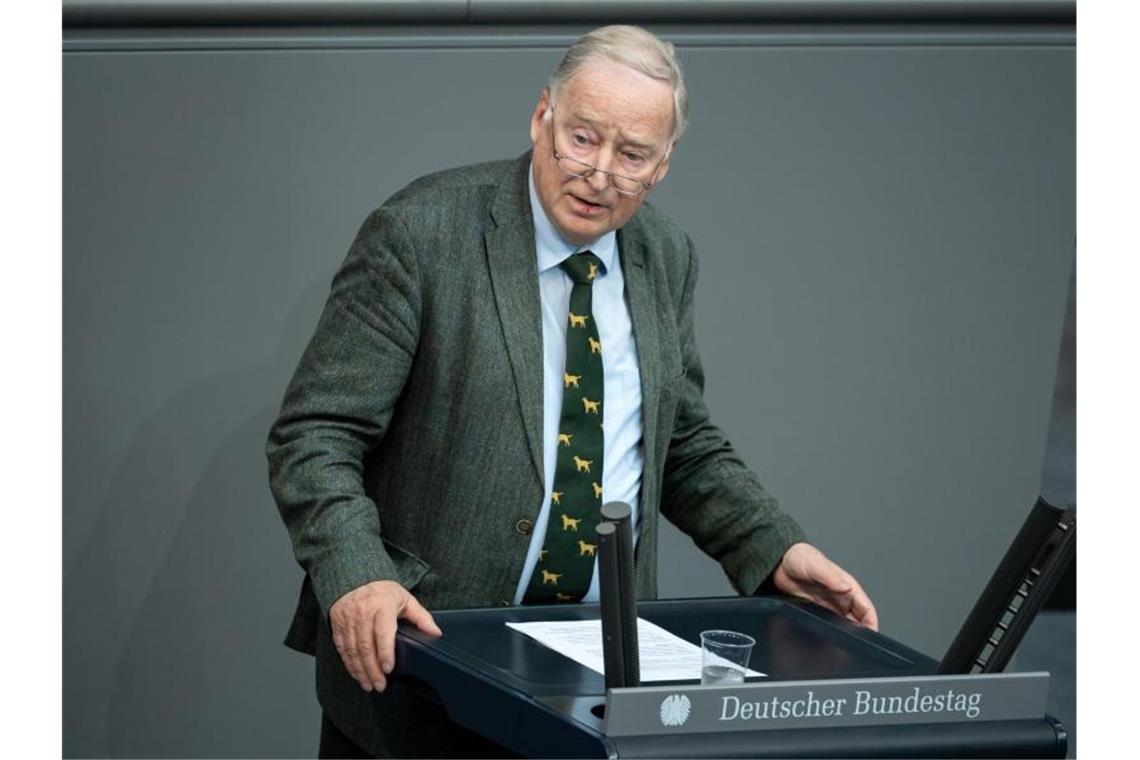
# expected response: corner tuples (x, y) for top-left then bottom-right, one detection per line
(585, 168), (609, 193)
(586, 149), (618, 193)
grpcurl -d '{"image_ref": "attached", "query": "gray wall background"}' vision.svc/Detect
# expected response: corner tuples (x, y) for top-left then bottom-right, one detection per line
(64, 6), (1075, 758)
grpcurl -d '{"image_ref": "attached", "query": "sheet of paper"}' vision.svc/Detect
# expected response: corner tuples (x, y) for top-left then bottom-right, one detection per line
(505, 618), (765, 682)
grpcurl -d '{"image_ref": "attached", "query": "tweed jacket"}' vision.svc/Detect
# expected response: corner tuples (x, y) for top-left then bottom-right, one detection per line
(266, 152), (806, 756)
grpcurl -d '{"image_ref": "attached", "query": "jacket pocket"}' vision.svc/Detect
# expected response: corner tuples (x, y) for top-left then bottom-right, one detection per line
(382, 537), (431, 590)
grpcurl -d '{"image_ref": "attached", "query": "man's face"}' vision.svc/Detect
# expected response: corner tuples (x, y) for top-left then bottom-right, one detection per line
(529, 59), (675, 246)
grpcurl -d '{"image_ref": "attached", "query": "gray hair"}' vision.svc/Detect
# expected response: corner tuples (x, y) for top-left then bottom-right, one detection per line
(546, 25), (688, 145)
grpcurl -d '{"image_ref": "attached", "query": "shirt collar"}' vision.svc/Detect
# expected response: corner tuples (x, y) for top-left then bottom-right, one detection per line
(528, 162), (617, 276)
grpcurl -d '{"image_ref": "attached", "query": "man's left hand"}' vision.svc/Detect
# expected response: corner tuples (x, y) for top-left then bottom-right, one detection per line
(771, 542), (879, 631)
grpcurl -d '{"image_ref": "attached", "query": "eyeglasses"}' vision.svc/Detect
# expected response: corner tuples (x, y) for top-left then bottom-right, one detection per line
(547, 105), (669, 197)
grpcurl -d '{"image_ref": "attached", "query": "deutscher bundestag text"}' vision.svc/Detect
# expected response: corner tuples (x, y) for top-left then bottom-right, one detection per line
(719, 688), (983, 722)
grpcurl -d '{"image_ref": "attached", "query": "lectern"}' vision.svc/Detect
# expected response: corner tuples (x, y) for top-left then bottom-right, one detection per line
(393, 596), (1067, 758)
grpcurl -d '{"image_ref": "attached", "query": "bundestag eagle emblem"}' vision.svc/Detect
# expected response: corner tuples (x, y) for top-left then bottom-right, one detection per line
(659, 694), (692, 727)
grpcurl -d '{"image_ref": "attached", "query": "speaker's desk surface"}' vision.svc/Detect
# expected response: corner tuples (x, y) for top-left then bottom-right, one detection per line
(395, 596), (1066, 758)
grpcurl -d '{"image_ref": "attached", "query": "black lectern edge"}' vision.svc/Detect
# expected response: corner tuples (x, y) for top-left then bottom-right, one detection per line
(396, 593), (940, 685)
(631, 593), (941, 676)
(768, 594), (940, 666)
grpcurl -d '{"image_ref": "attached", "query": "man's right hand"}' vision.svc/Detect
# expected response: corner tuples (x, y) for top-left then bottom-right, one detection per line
(328, 580), (442, 692)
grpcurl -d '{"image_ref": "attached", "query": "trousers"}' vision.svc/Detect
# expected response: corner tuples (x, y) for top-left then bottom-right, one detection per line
(317, 711), (517, 759)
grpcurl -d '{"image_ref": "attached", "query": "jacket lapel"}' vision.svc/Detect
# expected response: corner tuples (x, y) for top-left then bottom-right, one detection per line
(618, 223), (662, 538)
(485, 156), (545, 487)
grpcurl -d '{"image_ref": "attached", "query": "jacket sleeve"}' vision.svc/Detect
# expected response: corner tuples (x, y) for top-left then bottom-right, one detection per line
(659, 236), (808, 595)
(266, 206), (421, 621)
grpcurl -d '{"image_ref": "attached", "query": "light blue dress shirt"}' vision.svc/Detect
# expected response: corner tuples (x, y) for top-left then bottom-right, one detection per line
(511, 165), (645, 605)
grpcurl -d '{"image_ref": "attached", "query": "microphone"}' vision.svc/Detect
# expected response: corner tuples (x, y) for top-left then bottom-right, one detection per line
(595, 522), (627, 689)
(598, 501), (639, 687)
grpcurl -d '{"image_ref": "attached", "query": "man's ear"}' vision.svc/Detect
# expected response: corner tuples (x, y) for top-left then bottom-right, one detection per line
(529, 89), (551, 145)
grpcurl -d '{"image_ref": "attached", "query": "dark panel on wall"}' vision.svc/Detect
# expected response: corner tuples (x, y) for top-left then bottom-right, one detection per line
(64, 0), (1076, 27)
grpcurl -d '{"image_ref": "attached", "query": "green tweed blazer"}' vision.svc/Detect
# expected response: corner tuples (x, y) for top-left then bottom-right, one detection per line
(266, 152), (806, 756)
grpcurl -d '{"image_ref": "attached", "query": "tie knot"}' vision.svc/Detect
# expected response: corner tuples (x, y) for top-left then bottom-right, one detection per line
(561, 251), (605, 285)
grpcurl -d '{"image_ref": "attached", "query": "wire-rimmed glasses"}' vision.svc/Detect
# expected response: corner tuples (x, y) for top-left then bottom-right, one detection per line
(547, 105), (669, 197)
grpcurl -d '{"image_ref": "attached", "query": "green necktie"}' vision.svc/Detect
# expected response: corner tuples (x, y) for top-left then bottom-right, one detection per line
(524, 251), (606, 604)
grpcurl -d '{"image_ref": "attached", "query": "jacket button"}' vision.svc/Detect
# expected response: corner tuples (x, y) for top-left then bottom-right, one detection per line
(515, 519), (533, 536)
(498, 600), (511, 607)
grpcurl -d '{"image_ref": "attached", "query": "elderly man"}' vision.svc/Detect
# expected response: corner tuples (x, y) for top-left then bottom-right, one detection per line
(268, 25), (877, 758)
